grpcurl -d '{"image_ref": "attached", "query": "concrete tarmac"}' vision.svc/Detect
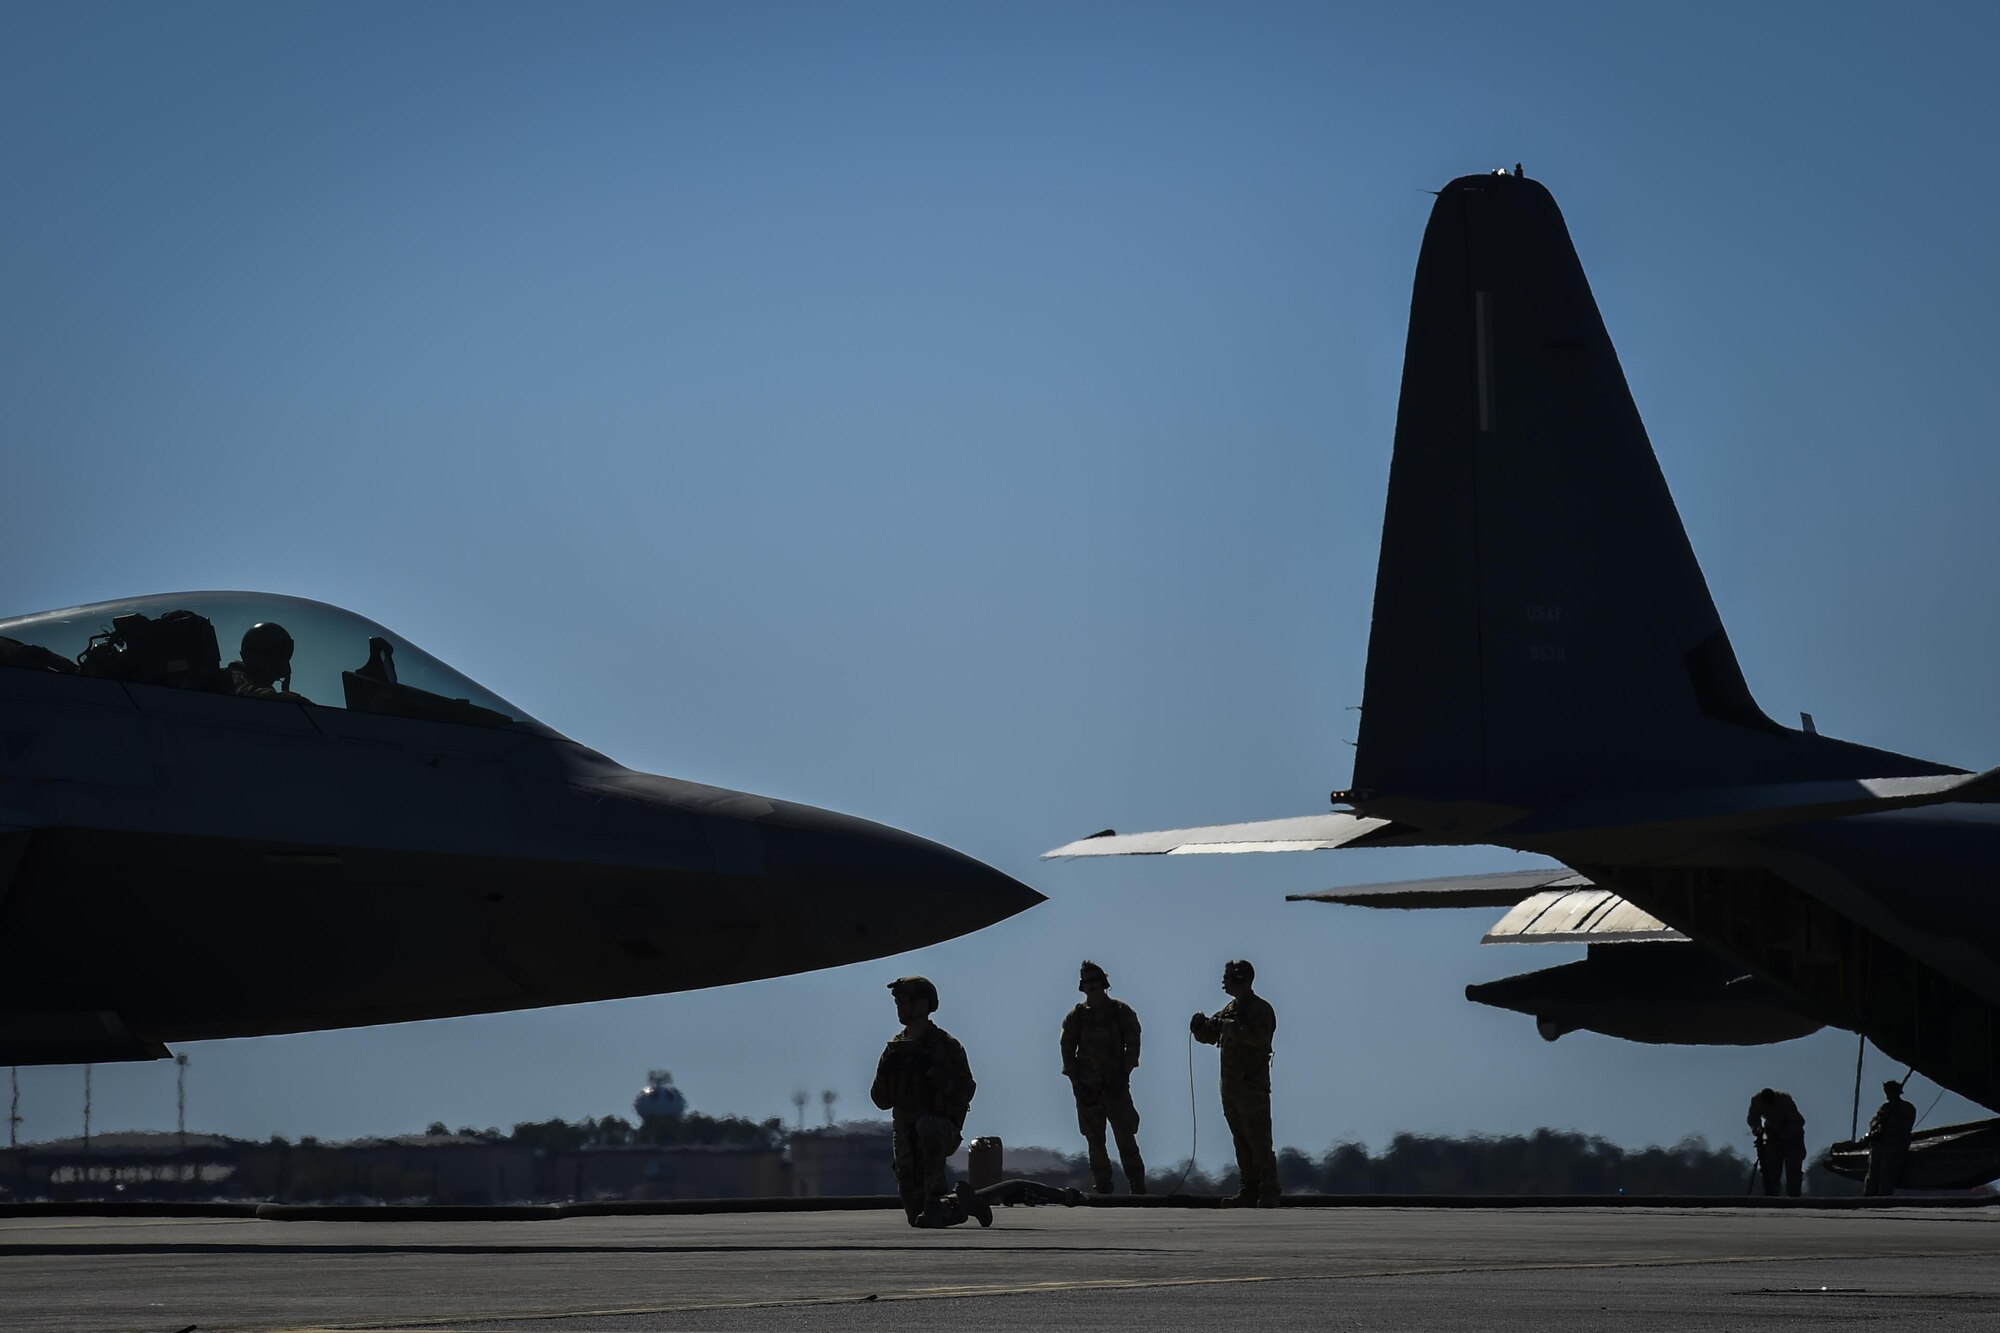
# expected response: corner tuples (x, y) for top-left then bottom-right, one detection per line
(4, 1203), (1998, 1333)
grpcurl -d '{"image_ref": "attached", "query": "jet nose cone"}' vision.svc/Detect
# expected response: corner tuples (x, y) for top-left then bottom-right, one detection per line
(759, 801), (1044, 959)
(551, 768), (1041, 988)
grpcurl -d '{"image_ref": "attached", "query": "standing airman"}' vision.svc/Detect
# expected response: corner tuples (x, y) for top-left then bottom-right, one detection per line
(1191, 958), (1279, 1208)
(1061, 960), (1147, 1195)
(1863, 1079), (1916, 1197)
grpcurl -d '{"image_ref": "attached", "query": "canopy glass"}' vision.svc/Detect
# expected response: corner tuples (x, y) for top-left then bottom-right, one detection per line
(0, 591), (539, 730)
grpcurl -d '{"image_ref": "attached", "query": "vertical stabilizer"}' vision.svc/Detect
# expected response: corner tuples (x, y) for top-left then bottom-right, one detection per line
(1352, 173), (1944, 803)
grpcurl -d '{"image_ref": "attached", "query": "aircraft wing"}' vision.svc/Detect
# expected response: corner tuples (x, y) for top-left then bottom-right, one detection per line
(1050, 769), (2000, 865)
(1288, 868), (1685, 944)
(1042, 812), (1394, 858)
(1288, 867), (1586, 908)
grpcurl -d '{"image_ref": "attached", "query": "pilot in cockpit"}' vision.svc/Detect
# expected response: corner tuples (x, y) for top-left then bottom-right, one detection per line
(227, 622), (312, 703)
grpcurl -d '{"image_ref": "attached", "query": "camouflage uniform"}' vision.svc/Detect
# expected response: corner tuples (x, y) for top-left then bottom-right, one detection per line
(1864, 1085), (1915, 1197)
(1194, 988), (1278, 1205)
(871, 1011), (976, 1225)
(1061, 995), (1146, 1193)
(1745, 1089), (1806, 1198)
(227, 664), (309, 703)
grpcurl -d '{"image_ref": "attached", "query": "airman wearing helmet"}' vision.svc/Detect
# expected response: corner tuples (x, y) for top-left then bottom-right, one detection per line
(1864, 1078), (1916, 1197)
(1060, 959), (1147, 1194)
(1191, 958), (1279, 1207)
(871, 976), (989, 1228)
(228, 623), (311, 703)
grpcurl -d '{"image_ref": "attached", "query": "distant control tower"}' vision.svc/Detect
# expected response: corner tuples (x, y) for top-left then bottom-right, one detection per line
(634, 1069), (687, 1122)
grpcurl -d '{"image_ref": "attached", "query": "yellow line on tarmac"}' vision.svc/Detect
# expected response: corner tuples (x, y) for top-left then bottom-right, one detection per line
(259, 1247), (1977, 1333)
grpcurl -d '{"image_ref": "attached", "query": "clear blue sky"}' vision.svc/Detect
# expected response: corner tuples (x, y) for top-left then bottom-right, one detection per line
(6, 1), (1998, 1165)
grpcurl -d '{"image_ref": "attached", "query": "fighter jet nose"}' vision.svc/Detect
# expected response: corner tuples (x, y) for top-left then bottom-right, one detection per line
(920, 844), (1046, 940)
(733, 807), (1041, 978)
(927, 839), (1048, 922)
(759, 801), (1045, 944)
(554, 770), (1040, 982)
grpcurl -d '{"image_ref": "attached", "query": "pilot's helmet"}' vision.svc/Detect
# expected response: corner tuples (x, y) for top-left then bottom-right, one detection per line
(888, 975), (939, 1015)
(1079, 960), (1109, 991)
(241, 622), (295, 675)
(1223, 958), (1255, 984)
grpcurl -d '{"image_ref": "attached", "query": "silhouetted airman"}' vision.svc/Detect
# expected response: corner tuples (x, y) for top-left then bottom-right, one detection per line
(227, 622), (311, 703)
(1745, 1087), (1805, 1197)
(1863, 1079), (1915, 1197)
(1061, 960), (1146, 1194)
(870, 975), (990, 1228)
(1191, 958), (1279, 1207)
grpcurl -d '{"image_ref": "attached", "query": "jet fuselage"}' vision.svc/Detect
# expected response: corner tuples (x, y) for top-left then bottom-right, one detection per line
(0, 593), (1040, 1063)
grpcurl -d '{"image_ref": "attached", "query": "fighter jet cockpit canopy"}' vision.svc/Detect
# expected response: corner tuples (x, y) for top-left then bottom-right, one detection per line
(0, 592), (544, 731)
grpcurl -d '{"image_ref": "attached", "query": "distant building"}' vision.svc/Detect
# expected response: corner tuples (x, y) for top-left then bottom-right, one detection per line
(0, 1131), (249, 1201)
(3, 1123), (871, 1204)
(241, 1135), (786, 1203)
(235, 1133), (539, 1203)
(791, 1121), (896, 1197)
(552, 1143), (786, 1200)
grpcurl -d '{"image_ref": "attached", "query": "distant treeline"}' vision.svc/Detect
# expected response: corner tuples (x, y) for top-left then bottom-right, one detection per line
(1021, 1130), (1863, 1197)
(381, 1119), (1861, 1196)
(400, 1112), (786, 1153)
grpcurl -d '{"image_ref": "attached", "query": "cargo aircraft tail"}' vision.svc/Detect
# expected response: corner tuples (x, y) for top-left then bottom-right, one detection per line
(1045, 170), (1974, 864)
(1351, 170), (1952, 823)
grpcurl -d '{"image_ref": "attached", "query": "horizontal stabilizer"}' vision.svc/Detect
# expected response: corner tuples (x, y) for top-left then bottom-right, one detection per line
(1288, 867), (1582, 908)
(1481, 888), (1685, 945)
(1043, 812), (1395, 859)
